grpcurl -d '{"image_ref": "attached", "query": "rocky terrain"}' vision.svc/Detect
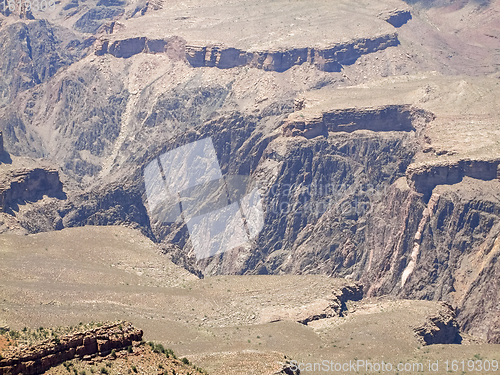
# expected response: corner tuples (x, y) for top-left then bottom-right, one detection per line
(0, 321), (214, 375)
(0, 227), (498, 374)
(0, 0), (499, 371)
(0, 322), (143, 374)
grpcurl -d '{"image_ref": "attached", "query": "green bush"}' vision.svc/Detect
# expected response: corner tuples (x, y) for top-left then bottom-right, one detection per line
(127, 345), (133, 353)
(154, 343), (165, 354)
(100, 368), (108, 374)
(131, 365), (137, 373)
(165, 349), (176, 359)
(181, 358), (190, 365)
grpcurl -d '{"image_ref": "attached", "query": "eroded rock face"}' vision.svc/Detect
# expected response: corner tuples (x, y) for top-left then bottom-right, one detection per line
(0, 167), (63, 212)
(413, 302), (460, 345)
(378, 9), (412, 28)
(282, 105), (434, 138)
(1, 0), (500, 347)
(96, 33), (399, 72)
(0, 322), (143, 375)
(487, 316), (500, 344)
(0, 20), (84, 108)
(362, 177), (500, 343)
(297, 284), (363, 325)
(407, 160), (500, 197)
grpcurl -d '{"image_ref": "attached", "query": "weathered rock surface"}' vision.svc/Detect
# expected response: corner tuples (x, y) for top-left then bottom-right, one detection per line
(0, 166), (63, 212)
(378, 8), (412, 28)
(282, 104), (434, 138)
(297, 284), (363, 325)
(407, 159), (500, 196)
(0, 0), (500, 347)
(0, 322), (142, 375)
(95, 33), (399, 73)
(413, 302), (460, 345)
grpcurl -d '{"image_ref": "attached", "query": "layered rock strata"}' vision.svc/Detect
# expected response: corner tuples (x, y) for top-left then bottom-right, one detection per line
(0, 322), (143, 375)
(282, 105), (434, 138)
(407, 159), (500, 196)
(96, 33), (399, 72)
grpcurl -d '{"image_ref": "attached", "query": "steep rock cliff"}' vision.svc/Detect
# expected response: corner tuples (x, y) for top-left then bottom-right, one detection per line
(95, 33), (399, 72)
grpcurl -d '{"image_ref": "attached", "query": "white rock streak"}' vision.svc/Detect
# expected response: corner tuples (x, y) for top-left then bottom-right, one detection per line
(401, 193), (440, 287)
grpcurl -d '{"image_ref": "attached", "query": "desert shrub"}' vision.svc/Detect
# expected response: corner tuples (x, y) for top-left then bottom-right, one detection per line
(127, 345), (133, 353)
(165, 348), (176, 359)
(154, 343), (165, 353)
(181, 357), (190, 365)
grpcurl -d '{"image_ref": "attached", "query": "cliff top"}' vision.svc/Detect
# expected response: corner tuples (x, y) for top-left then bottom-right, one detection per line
(286, 73), (500, 166)
(97, 0), (406, 50)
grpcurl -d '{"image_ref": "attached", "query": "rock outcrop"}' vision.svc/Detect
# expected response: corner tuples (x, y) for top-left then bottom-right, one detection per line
(282, 105), (434, 138)
(378, 9), (412, 28)
(96, 33), (399, 72)
(0, 322), (143, 375)
(297, 283), (363, 325)
(406, 159), (500, 197)
(0, 167), (63, 212)
(413, 303), (460, 345)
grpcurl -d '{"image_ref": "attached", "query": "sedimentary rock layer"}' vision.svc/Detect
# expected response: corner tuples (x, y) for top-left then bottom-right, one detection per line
(95, 33), (399, 72)
(282, 105), (434, 138)
(407, 159), (500, 196)
(0, 322), (143, 375)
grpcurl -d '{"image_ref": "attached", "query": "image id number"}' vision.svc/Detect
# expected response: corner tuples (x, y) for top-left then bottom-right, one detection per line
(3, 0), (56, 12)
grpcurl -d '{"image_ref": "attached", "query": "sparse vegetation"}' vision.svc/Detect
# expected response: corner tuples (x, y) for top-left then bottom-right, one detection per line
(1, 322), (123, 348)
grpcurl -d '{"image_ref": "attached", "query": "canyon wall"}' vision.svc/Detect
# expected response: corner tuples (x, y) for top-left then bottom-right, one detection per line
(407, 160), (500, 196)
(282, 105), (435, 138)
(96, 33), (399, 72)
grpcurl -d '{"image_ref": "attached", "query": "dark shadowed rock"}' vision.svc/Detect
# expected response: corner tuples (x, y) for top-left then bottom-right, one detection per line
(413, 302), (460, 345)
